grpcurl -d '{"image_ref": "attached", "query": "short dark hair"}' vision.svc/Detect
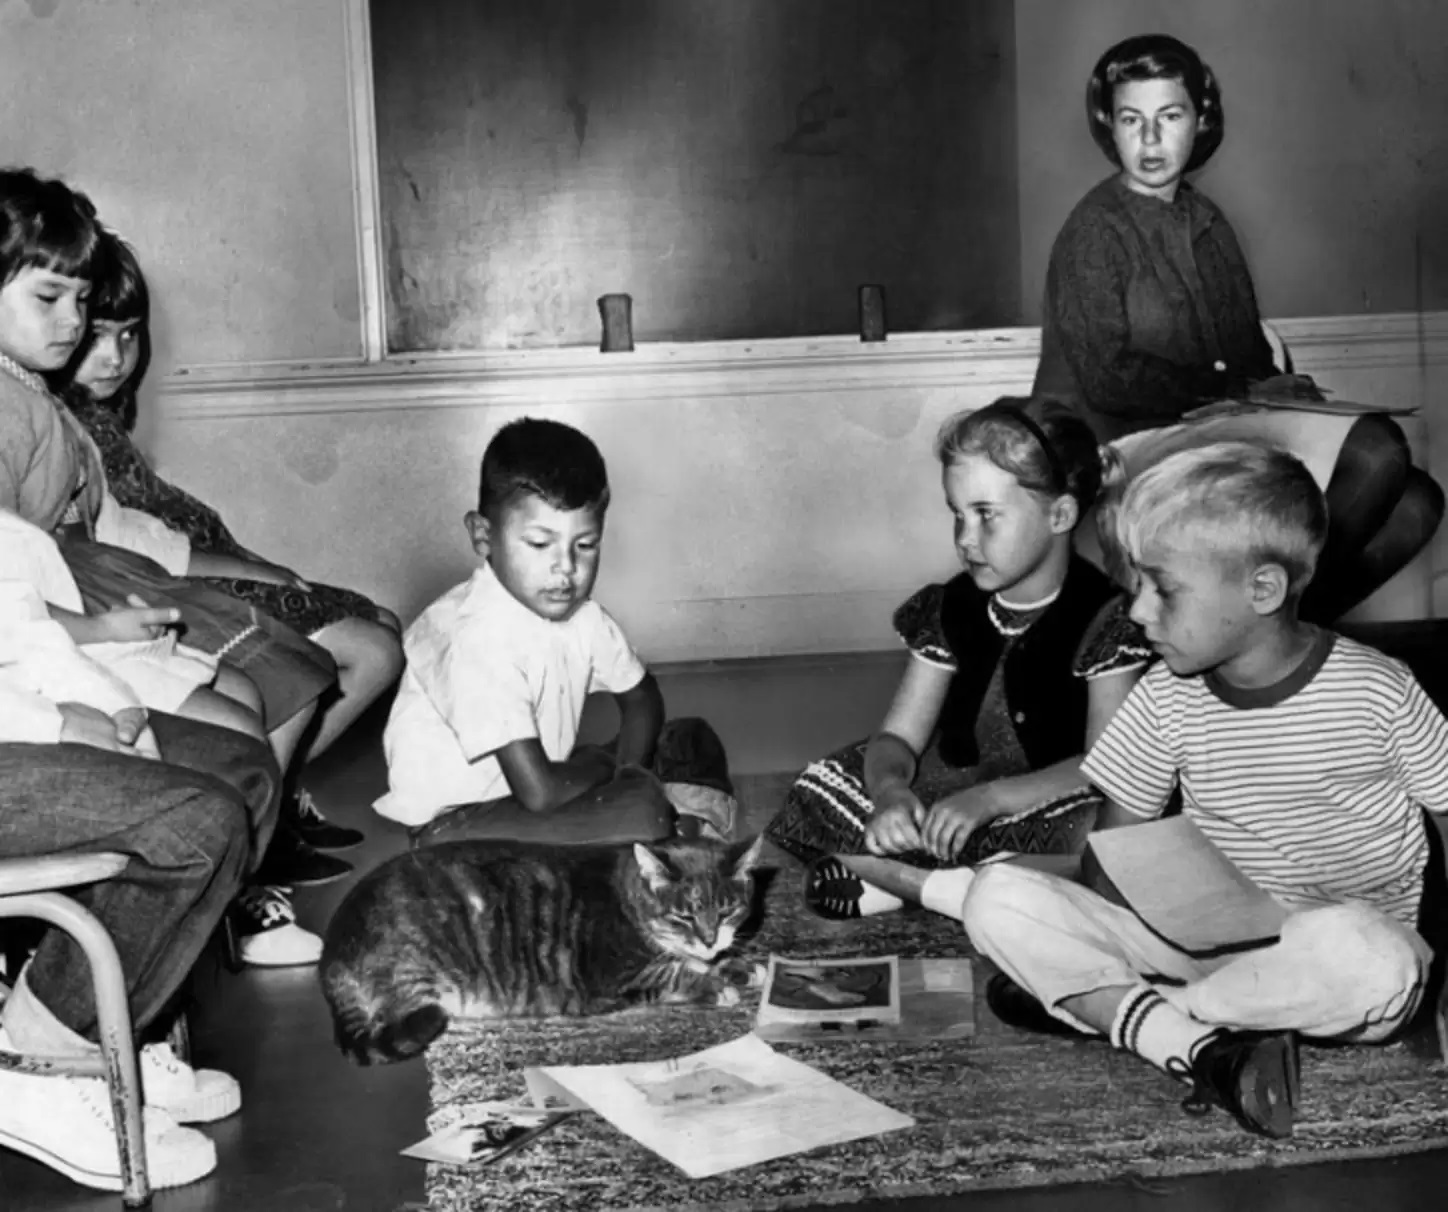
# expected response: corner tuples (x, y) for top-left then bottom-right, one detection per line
(0, 166), (104, 288)
(1085, 34), (1224, 174)
(477, 418), (610, 519)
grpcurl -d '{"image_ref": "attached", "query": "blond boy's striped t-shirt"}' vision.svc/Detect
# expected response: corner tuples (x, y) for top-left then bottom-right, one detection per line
(1081, 632), (1448, 927)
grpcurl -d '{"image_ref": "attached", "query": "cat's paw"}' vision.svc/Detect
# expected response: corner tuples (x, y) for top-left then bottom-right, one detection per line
(715, 956), (767, 989)
(712, 983), (743, 1008)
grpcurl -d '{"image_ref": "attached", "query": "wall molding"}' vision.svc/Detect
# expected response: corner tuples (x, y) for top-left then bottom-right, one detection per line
(154, 310), (1448, 421)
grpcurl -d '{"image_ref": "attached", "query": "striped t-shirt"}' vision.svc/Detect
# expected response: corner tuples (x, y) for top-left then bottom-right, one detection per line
(1081, 632), (1448, 927)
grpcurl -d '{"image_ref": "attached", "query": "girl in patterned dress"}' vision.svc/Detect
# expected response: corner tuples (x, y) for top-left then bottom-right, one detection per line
(765, 396), (1152, 919)
(58, 231), (404, 864)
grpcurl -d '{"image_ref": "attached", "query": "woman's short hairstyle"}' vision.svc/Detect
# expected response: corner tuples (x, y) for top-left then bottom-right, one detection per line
(1085, 34), (1224, 174)
(934, 395), (1106, 514)
(0, 166), (103, 287)
(1114, 441), (1328, 599)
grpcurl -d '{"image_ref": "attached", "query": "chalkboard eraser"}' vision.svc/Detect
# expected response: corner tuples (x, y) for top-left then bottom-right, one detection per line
(598, 293), (635, 353)
(858, 284), (887, 343)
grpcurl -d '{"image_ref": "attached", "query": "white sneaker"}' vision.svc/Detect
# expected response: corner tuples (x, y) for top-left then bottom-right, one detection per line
(0, 1031), (216, 1191)
(233, 885), (323, 967)
(141, 1041), (242, 1123)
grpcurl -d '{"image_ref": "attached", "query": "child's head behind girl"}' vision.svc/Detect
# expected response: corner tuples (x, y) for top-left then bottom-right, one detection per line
(934, 396), (1105, 606)
(465, 417), (612, 624)
(64, 227), (150, 423)
(0, 167), (103, 377)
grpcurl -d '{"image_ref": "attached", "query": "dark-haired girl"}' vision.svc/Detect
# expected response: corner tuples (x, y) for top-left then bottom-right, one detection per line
(1034, 33), (1443, 623)
(59, 230), (403, 864)
(765, 397), (1151, 919)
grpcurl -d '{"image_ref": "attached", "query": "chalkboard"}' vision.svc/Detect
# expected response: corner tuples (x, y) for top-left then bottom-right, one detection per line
(371, 0), (1020, 352)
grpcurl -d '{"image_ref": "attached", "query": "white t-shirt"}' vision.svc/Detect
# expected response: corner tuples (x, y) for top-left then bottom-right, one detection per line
(374, 563), (647, 826)
(1082, 632), (1448, 927)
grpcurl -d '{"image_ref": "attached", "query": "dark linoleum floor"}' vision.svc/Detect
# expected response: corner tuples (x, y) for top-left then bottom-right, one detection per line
(2, 662), (1447, 1210)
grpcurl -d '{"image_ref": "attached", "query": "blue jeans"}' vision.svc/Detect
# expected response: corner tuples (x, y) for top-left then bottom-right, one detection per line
(0, 713), (279, 1040)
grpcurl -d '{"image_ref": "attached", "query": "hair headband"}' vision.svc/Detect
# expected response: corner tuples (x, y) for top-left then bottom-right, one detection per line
(994, 403), (1067, 492)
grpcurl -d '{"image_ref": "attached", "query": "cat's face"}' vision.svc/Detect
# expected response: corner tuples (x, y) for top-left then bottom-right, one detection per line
(631, 836), (764, 964)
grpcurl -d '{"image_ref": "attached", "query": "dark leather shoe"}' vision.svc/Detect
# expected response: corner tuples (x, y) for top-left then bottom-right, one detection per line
(985, 973), (1090, 1038)
(287, 790), (365, 851)
(255, 828), (353, 887)
(1181, 1030), (1299, 1139)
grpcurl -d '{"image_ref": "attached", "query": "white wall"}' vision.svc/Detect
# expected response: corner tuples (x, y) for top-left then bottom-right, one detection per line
(149, 315), (1446, 664)
(5, 1), (1447, 664)
(0, 0), (363, 369)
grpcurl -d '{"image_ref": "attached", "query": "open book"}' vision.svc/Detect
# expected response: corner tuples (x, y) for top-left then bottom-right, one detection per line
(1083, 814), (1289, 956)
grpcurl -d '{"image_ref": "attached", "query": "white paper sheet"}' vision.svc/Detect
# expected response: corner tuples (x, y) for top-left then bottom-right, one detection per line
(529, 1033), (913, 1178)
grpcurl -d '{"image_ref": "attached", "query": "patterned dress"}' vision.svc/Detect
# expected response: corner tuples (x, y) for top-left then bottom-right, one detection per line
(70, 397), (385, 637)
(764, 584), (1151, 866)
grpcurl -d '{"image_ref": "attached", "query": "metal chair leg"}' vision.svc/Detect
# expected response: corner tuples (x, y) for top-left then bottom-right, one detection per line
(0, 891), (149, 1207)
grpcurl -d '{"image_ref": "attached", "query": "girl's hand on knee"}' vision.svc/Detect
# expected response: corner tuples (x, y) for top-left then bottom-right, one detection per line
(864, 799), (926, 855)
(921, 793), (994, 861)
(90, 597), (181, 643)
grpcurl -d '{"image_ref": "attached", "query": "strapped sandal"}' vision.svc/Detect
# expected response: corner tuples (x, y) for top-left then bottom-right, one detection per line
(803, 857), (867, 920)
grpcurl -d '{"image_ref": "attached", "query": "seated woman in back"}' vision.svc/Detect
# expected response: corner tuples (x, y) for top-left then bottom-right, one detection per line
(765, 398), (1150, 921)
(58, 230), (404, 854)
(1033, 33), (1443, 622)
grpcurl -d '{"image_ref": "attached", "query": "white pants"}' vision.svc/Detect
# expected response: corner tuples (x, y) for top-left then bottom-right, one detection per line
(962, 865), (1430, 1042)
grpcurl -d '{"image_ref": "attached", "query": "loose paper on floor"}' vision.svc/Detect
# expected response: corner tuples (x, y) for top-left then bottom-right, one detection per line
(524, 1032), (914, 1178)
(402, 1101), (575, 1166)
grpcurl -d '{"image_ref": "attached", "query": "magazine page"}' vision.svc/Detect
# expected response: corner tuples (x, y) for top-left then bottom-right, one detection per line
(755, 955), (901, 1029)
(532, 1033), (914, 1178)
(401, 1101), (575, 1166)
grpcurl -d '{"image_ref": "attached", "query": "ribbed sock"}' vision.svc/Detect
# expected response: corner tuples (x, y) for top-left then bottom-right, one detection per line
(1, 967), (99, 1058)
(919, 867), (977, 920)
(1109, 984), (1215, 1080)
(854, 882), (905, 916)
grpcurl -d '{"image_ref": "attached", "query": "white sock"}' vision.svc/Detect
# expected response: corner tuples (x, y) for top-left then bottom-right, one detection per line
(855, 881), (905, 916)
(919, 867), (977, 920)
(1110, 984), (1215, 1080)
(1, 966), (100, 1058)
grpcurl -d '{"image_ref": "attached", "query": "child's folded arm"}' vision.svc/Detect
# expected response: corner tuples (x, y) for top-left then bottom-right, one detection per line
(495, 737), (614, 813)
(612, 671), (664, 768)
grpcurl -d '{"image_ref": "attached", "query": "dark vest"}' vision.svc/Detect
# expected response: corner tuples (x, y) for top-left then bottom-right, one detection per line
(936, 556), (1120, 769)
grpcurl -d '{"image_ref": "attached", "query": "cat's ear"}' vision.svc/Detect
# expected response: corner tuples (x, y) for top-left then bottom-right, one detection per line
(729, 834), (766, 879)
(633, 843), (676, 890)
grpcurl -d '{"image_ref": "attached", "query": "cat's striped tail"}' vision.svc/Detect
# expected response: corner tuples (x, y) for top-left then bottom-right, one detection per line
(321, 965), (450, 1066)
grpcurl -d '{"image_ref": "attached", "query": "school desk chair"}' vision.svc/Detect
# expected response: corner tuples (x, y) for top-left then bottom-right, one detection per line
(0, 852), (149, 1206)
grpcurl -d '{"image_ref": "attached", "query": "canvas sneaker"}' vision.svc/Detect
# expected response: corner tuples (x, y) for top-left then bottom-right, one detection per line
(140, 1041), (242, 1123)
(0, 1030), (216, 1191)
(232, 885), (323, 967)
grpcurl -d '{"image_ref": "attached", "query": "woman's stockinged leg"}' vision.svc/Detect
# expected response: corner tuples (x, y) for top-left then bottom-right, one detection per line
(1301, 415), (1445, 621)
(300, 617), (404, 761)
(1306, 463), (1445, 622)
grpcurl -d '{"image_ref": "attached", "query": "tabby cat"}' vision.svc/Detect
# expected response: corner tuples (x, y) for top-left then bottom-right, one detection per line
(320, 834), (766, 1065)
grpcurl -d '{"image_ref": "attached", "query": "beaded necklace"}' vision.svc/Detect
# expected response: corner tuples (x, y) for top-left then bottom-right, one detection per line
(0, 350), (46, 393)
(986, 586), (1062, 637)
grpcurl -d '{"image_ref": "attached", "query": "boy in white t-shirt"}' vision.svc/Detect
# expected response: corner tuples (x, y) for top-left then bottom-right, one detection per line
(376, 418), (734, 846)
(963, 441), (1448, 1140)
